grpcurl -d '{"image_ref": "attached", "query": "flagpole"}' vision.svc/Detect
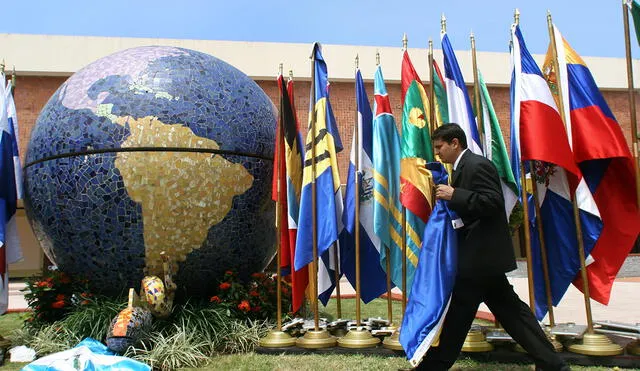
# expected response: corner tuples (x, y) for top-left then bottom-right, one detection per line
(546, 12), (622, 356)
(260, 64), (296, 348)
(296, 45), (337, 349)
(470, 32), (485, 152)
(380, 48), (402, 350)
(518, 164), (536, 310)
(623, 0), (640, 208)
(333, 243), (342, 318)
(428, 39), (436, 137)
(528, 164), (555, 327)
(401, 33), (408, 318)
(310, 54), (320, 334)
(377, 50), (394, 328)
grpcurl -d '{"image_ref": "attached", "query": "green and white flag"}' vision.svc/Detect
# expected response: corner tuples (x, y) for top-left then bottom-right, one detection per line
(478, 71), (518, 220)
(629, 0), (640, 46)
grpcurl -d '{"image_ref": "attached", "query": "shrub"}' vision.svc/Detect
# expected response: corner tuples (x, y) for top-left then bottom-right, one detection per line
(211, 270), (291, 321)
(22, 268), (94, 325)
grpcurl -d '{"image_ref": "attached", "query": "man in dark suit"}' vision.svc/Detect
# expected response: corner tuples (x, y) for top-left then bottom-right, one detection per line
(417, 124), (568, 371)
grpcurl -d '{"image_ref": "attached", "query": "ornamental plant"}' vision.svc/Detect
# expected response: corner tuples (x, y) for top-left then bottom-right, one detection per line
(23, 268), (93, 325)
(211, 270), (291, 320)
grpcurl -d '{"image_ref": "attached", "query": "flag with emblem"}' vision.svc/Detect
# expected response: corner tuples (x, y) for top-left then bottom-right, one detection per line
(294, 43), (344, 305)
(340, 68), (389, 303)
(544, 24), (640, 305)
(399, 50), (434, 293)
(372, 65), (403, 295)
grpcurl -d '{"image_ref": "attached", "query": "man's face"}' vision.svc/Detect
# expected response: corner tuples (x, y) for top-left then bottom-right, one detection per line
(433, 138), (460, 164)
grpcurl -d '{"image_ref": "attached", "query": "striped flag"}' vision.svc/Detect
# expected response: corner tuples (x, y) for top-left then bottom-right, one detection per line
(477, 71), (518, 220)
(340, 68), (389, 303)
(441, 32), (482, 155)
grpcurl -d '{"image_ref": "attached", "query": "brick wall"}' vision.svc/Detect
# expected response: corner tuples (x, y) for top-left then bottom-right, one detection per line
(11, 76), (639, 180)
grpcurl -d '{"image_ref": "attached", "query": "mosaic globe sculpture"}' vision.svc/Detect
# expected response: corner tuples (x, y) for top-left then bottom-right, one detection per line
(24, 46), (276, 297)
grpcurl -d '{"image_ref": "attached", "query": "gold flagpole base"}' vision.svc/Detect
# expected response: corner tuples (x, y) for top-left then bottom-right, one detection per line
(461, 328), (493, 352)
(627, 339), (640, 356)
(382, 328), (403, 350)
(547, 330), (564, 352)
(329, 327), (348, 338)
(259, 330), (297, 348)
(295, 329), (336, 349)
(337, 328), (381, 348)
(568, 333), (623, 356)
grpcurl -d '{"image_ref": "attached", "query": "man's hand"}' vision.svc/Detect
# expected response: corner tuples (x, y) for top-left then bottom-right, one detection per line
(435, 184), (454, 201)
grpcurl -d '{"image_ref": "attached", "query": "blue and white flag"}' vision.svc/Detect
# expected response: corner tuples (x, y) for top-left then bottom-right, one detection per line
(23, 338), (150, 371)
(0, 74), (21, 314)
(340, 69), (389, 303)
(400, 162), (460, 366)
(441, 32), (482, 155)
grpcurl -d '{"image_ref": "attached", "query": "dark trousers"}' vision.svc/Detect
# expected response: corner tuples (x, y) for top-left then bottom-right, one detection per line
(417, 274), (567, 371)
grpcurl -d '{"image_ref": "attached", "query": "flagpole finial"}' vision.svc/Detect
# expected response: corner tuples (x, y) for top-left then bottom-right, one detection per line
(402, 33), (408, 50)
(355, 54), (359, 70)
(429, 39), (433, 54)
(470, 32), (476, 49)
(546, 10), (553, 25)
(441, 14), (447, 33)
(375, 50), (380, 66)
(279, 63), (283, 76)
(288, 69), (294, 79)
(514, 8), (520, 25)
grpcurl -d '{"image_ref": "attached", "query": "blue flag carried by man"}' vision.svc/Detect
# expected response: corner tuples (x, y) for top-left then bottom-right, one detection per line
(340, 68), (389, 303)
(400, 162), (460, 366)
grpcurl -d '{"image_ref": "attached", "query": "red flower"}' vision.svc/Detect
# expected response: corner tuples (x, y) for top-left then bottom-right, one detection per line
(210, 296), (221, 303)
(55, 294), (65, 301)
(37, 281), (49, 288)
(225, 270), (234, 276)
(251, 272), (265, 279)
(238, 300), (251, 312)
(51, 300), (65, 309)
(249, 290), (259, 297)
(59, 275), (71, 284)
(219, 282), (231, 290)
(251, 305), (261, 312)
(80, 300), (90, 305)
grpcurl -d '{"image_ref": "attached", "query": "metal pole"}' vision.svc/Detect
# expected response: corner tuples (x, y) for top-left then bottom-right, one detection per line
(519, 164), (536, 311)
(623, 0), (640, 208)
(354, 56), (363, 327)
(529, 161), (556, 326)
(471, 33), (485, 152)
(310, 49), (320, 332)
(547, 12), (594, 333)
(275, 63), (284, 331)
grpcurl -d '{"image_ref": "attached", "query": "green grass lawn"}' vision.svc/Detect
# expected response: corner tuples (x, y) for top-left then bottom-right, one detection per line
(0, 301), (636, 370)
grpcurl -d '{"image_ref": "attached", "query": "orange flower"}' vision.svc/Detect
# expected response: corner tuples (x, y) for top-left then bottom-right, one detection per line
(219, 282), (231, 290)
(55, 294), (65, 301)
(51, 300), (65, 309)
(80, 300), (90, 305)
(249, 290), (259, 297)
(225, 270), (234, 276)
(210, 296), (221, 303)
(237, 300), (251, 312)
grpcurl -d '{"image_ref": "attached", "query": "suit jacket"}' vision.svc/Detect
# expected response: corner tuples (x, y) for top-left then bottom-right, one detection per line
(448, 150), (516, 277)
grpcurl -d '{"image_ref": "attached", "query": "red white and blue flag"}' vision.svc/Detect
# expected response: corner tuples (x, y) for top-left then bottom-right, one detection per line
(510, 24), (602, 320)
(441, 32), (482, 155)
(545, 24), (640, 304)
